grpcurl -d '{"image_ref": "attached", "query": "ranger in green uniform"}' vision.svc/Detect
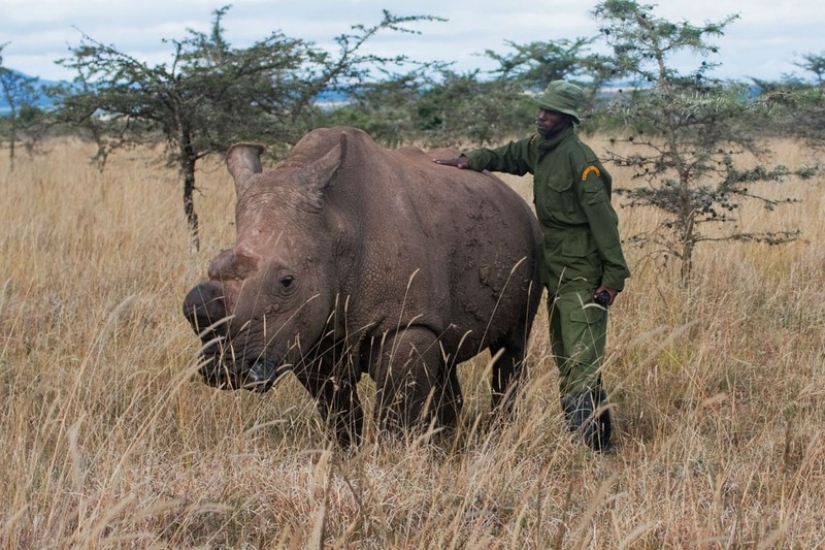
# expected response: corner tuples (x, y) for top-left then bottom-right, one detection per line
(435, 80), (630, 452)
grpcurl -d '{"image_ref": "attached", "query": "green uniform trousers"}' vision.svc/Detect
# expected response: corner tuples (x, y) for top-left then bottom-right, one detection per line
(548, 289), (607, 395)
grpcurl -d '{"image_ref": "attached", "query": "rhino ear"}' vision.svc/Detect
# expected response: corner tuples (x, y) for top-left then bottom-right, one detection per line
(226, 143), (266, 196)
(298, 132), (348, 209)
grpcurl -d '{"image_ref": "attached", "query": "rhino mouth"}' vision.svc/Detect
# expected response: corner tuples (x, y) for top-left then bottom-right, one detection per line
(197, 347), (290, 393)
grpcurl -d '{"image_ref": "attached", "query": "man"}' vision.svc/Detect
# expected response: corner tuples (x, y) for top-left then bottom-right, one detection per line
(434, 80), (630, 452)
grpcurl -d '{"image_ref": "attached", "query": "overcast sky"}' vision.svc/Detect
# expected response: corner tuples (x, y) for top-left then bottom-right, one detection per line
(2, 0), (823, 83)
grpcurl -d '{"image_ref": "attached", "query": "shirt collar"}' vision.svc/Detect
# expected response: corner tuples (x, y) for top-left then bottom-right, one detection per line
(535, 126), (574, 151)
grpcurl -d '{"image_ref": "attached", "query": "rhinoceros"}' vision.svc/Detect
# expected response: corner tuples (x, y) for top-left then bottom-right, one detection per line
(183, 126), (542, 448)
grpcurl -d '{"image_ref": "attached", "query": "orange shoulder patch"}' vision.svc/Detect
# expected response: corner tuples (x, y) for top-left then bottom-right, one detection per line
(581, 165), (601, 181)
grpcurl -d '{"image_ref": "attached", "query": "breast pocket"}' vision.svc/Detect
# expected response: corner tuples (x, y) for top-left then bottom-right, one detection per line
(550, 176), (578, 215)
(536, 175), (577, 225)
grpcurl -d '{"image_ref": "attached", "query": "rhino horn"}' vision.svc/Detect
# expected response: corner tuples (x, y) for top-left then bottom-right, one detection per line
(226, 142), (266, 195)
(207, 247), (259, 281)
(298, 132), (348, 201)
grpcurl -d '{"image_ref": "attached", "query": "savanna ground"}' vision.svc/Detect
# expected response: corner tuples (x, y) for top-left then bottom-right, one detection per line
(0, 135), (823, 549)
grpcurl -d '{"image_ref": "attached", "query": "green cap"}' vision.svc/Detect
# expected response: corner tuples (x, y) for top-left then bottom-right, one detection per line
(534, 80), (583, 124)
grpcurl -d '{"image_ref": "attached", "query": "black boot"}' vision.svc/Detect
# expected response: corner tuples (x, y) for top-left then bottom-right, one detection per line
(594, 390), (613, 454)
(561, 390), (613, 453)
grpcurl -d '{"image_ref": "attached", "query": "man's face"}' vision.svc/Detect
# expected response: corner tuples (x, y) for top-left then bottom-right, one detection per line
(535, 108), (568, 138)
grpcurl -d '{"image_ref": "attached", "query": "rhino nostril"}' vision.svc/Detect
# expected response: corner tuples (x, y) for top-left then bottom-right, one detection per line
(183, 282), (227, 334)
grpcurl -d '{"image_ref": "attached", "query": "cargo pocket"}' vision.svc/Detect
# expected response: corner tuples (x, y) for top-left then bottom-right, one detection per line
(570, 303), (604, 326)
(563, 301), (606, 392)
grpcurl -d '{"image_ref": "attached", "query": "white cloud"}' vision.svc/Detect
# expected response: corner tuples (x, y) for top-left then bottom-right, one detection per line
(1, 0), (822, 82)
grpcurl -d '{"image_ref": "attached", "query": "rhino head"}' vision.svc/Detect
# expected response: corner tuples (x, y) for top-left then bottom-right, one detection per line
(183, 135), (347, 392)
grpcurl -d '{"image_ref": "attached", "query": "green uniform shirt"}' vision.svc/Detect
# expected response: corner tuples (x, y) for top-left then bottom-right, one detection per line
(465, 127), (630, 294)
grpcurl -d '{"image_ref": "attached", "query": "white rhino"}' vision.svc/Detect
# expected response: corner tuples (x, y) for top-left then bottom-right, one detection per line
(183, 126), (542, 447)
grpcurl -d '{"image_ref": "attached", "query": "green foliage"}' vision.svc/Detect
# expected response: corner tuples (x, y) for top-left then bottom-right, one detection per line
(323, 72), (423, 147)
(593, 0), (812, 286)
(787, 85), (825, 145)
(750, 63), (825, 147)
(412, 71), (534, 146)
(483, 37), (614, 91)
(794, 52), (825, 84)
(324, 70), (534, 148)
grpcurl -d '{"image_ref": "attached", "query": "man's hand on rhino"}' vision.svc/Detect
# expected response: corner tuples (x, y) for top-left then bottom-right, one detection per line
(433, 156), (470, 169)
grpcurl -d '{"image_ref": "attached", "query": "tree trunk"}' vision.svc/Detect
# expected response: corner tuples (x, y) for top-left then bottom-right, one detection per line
(678, 175), (695, 288)
(179, 126), (200, 254)
(679, 202), (695, 288)
(179, 153), (199, 254)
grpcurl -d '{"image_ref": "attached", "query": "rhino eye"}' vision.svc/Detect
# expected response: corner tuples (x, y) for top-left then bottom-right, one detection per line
(280, 275), (295, 290)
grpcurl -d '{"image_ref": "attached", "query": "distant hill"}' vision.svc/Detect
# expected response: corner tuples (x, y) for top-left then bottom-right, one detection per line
(0, 69), (352, 115)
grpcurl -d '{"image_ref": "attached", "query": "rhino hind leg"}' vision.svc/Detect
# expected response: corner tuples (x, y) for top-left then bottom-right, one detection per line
(371, 326), (456, 437)
(486, 277), (541, 419)
(489, 328), (531, 418)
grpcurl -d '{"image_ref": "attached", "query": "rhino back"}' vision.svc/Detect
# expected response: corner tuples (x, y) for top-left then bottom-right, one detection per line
(300, 127), (541, 357)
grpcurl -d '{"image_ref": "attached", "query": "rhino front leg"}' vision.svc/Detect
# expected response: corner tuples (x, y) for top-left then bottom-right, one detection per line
(370, 326), (459, 436)
(295, 358), (364, 449)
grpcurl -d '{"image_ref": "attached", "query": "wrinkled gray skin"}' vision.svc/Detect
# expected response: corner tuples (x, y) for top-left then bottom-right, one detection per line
(183, 126), (542, 448)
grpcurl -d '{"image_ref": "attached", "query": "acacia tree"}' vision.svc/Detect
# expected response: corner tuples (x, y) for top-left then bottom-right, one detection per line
(592, 0), (815, 286)
(482, 37), (614, 119)
(55, 7), (442, 252)
(484, 37), (607, 88)
(412, 71), (531, 146)
(795, 52), (825, 85)
(0, 43), (44, 170)
(324, 71), (426, 147)
(784, 53), (825, 146)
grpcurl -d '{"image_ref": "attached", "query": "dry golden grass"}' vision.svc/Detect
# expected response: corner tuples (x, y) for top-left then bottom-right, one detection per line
(1, 136), (823, 549)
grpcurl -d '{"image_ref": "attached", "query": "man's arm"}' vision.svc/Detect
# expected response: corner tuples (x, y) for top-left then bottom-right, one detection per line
(433, 138), (534, 176)
(580, 170), (631, 299)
